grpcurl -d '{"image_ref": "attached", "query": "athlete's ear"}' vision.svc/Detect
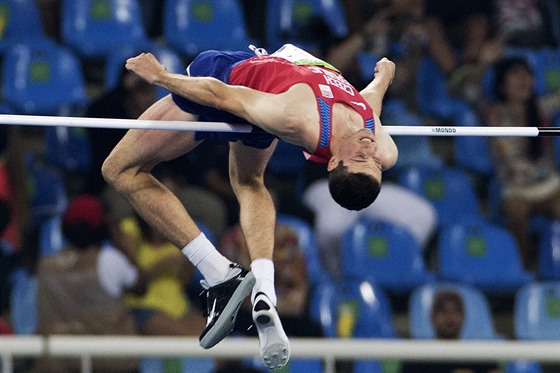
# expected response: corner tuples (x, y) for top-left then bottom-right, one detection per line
(327, 156), (339, 172)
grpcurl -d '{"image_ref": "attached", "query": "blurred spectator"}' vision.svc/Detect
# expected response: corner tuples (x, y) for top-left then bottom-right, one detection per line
(494, 0), (560, 48)
(103, 162), (227, 246)
(303, 179), (437, 279)
(89, 69), (228, 238)
(400, 290), (500, 373)
(33, 195), (143, 373)
(84, 65), (157, 195)
(119, 211), (206, 336)
(190, 140), (311, 229)
(421, 0), (508, 109)
(0, 198), (15, 335)
(188, 140), (240, 229)
(329, 0), (429, 88)
(324, 0), (444, 169)
(219, 222), (323, 338)
(0, 126), (31, 252)
(484, 56), (560, 270)
(424, 0), (495, 77)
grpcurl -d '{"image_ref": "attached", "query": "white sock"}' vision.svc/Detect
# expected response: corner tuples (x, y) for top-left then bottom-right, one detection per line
(181, 232), (231, 286)
(251, 258), (277, 306)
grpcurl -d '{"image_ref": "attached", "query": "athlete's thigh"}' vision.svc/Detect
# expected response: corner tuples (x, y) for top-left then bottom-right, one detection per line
(228, 139), (278, 185)
(110, 95), (202, 171)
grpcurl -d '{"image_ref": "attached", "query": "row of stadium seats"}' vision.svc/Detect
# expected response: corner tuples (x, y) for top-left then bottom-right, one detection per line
(11, 265), (559, 372)
(0, 0), (350, 115)
(0, 0), (348, 59)
(24, 139), (560, 290)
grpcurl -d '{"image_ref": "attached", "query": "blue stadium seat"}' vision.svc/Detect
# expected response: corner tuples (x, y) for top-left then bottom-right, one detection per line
(26, 153), (69, 228)
(514, 281), (560, 340)
(310, 279), (393, 373)
(534, 48), (560, 96)
(61, 0), (148, 59)
(357, 51), (379, 82)
(44, 126), (92, 174)
(0, 0), (45, 52)
(1, 38), (88, 115)
(341, 217), (435, 293)
(409, 282), (503, 340)
(0, 102), (14, 113)
(438, 218), (535, 295)
(504, 361), (543, 373)
(486, 176), (505, 226)
(416, 56), (478, 124)
(381, 99), (444, 172)
(539, 220), (560, 281)
(163, 0), (253, 58)
(247, 355), (324, 373)
(38, 215), (66, 257)
(415, 57), (486, 171)
(10, 267), (38, 334)
(105, 41), (184, 99)
(310, 279), (396, 338)
(398, 165), (481, 228)
(277, 214), (331, 286)
(140, 357), (215, 373)
(265, 0), (348, 51)
(454, 136), (494, 176)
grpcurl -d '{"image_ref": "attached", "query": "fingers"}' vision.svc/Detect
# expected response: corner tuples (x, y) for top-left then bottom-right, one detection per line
(125, 52), (155, 69)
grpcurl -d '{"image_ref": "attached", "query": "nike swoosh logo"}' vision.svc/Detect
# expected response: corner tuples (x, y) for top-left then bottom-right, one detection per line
(351, 101), (366, 110)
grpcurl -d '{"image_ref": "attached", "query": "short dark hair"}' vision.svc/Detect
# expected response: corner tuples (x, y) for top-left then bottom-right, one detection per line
(328, 161), (381, 211)
(431, 290), (464, 316)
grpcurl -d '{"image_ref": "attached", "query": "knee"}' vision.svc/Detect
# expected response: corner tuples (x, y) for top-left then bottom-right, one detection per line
(101, 152), (130, 192)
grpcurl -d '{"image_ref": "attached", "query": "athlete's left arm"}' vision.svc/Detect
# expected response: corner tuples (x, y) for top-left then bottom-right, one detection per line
(359, 58), (398, 170)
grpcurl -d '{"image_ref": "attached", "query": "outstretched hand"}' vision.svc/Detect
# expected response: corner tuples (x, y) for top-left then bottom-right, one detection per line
(374, 57), (395, 85)
(125, 52), (166, 85)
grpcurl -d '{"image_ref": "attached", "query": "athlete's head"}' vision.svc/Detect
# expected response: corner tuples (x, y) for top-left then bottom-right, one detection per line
(327, 128), (382, 211)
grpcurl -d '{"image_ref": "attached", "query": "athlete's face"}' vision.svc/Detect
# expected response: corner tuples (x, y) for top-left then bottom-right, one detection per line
(327, 128), (382, 182)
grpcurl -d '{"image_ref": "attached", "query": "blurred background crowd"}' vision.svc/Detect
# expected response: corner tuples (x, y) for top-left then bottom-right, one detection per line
(0, 0), (559, 372)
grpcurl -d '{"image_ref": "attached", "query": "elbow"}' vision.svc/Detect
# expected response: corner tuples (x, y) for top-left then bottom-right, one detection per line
(382, 143), (399, 171)
(101, 154), (119, 188)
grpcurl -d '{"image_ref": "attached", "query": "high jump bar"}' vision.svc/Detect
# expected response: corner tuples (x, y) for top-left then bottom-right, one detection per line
(1, 114), (559, 137)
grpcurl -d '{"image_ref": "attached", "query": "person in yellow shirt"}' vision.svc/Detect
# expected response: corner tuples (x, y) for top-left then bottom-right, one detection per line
(120, 212), (205, 336)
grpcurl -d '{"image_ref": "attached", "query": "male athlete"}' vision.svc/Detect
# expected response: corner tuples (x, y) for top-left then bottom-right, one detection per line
(102, 44), (398, 369)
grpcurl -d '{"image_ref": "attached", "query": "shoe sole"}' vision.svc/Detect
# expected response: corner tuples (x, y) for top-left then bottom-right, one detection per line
(260, 327), (290, 370)
(199, 271), (255, 349)
(253, 296), (290, 369)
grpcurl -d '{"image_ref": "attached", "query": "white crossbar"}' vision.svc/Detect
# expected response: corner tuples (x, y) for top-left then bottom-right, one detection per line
(0, 114), (555, 136)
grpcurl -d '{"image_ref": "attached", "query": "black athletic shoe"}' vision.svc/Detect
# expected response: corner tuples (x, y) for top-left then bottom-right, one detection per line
(199, 263), (255, 349)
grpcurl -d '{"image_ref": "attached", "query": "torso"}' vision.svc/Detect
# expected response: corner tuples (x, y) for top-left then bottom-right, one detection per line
(229, 46), (375, 162)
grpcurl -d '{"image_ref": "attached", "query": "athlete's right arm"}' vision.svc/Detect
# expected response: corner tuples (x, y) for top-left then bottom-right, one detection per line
(125, 53), (291, 134)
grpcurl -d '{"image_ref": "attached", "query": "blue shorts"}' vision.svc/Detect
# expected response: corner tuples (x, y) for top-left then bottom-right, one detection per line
(172, 50), (276, 149)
